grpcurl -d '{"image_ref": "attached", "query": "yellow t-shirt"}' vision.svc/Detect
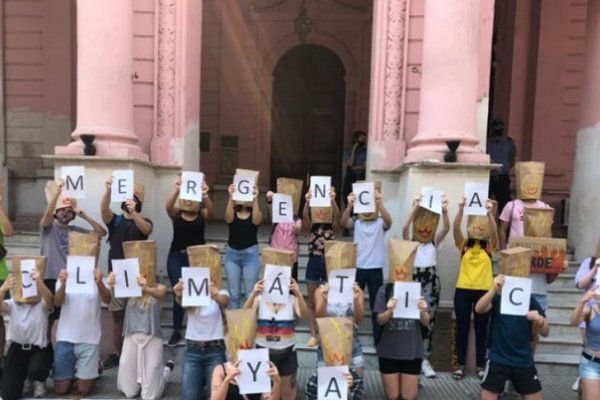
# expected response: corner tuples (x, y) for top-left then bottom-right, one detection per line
(456, 240), (494, 291)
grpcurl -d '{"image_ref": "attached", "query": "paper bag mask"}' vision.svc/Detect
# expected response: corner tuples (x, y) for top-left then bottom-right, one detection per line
(357, 181), (382, 221)
(225, 308), (257, 362)
(260, 247), (295, 277)
(277, 177), (303, 216)
(467, 215), (491, 241)
(413, 207), (440, 243)
(524, 207), (554, 238)
(69, 231), (100, 266)
(516, 162), (545, 200)
(12, 256), (48, 303)
(498, 247), (533, 277)
(134, 183), (145, 203)
(178, 198), (201, 212)
(324, 241), (357, 276)
(235, 168), (259, 207)
(122, 240), (157, 285)
(310, 207), (333, 224)
(187, 244), (222, 289)
(388, 239), (419, 282)
(45, 180), (77, 212)
(317, 317), (354, 366)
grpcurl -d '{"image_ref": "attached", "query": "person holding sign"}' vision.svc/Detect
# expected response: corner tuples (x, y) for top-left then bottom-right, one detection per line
(341, 186), (392, 340)
(475, 274), (548, 400)
(265, 190), (302, 282)
(101, 176), (153, 369)
(0, 180), (14, 380)
(244, 278), (308, 400)
(53, 266), (111, 397)
(0, 271), (54, 400)
(165, 174), (214, 347)
(451, 197), (498, 380)
(41, 180), (106, 328)
(570, 285), (600, 400)
(210, 359), (281, 400)
(374, 282), (429, 400)
(302, 188), (340, 347)
(224, 180), (263, 309)
(107, 272), (174, 400)
(172, 278), (230, 400)
(402, 193), (450, 378)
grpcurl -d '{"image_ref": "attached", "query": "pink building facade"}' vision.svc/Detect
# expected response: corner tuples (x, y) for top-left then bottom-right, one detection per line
(0, 0), (598, 258)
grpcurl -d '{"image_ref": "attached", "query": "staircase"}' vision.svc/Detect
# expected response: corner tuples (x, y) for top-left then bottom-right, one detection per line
(3, 228), (582, 376)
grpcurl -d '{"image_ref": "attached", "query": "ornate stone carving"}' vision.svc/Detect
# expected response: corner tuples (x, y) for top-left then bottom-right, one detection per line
(157, 0), (177, 138)
(382, 0), (406, 141)
(294, 2), (312, 44)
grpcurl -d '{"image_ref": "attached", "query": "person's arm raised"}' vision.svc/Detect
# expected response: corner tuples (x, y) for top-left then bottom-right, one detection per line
(166, 176), (181, 220)
(436, 195), (450, 244)
(453, 197), (466, 248)
(224, 184), (235, 224)
(402, 195), (422, 240)
(101, 176), (115, 225)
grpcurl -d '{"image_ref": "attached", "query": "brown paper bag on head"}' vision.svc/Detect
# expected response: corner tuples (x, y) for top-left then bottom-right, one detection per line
(516, 162), (545, 200)
(317, 317), (354, 366)
(388, 239), (419, 282)
(235, 168), (260, 207)
(69, 231), (101, 266)
(596, 236), (600, 259)
(498, 247), (533, 277)
(524, 207), (554, 238)
(122, 240), (157, 285)
(310, 207), (333, 224)
(324, 241), (357, 276)
(260, 247), (295, 277)
(45, 180), (77, 212)
(178, 198), (201, 212)
(413, 207), (440, 243)
(467, 215), (491, 241)
(134, 183), (145, 203)
(187, 244), (222, 288)
(12, 256), (48, 303)
(224, 308), (257, 362)
(277, 177), (303, 216)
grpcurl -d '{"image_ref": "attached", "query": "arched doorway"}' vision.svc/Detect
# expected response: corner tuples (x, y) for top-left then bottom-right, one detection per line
(270, 45), (346, 205)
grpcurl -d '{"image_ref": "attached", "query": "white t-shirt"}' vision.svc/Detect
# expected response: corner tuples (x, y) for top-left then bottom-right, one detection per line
(3, 300), (50, 347)
(414, 242), (443, 268)
(354, 218), (387, 270)
(531, 273), (548, 295)
(185, 290), (229, 342)
(55, 280), (102, 345)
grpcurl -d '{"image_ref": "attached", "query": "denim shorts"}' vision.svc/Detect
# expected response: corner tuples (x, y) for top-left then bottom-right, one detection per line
(580, 354), (600, 380)
(305, 255), (327, 284)
(53, 341), (99, 381)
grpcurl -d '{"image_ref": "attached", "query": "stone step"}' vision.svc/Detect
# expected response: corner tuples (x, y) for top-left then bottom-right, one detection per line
(537, 334), (583, 355)
(546, 289), (583, 305)
(546, 322), (582, 337)
(546, 306), (577, 322)
(534, 353), (579, 376)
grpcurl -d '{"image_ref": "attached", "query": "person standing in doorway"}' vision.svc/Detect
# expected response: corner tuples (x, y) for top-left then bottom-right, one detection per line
(487, 119), (516, 214)
(342, 131), (368, 236)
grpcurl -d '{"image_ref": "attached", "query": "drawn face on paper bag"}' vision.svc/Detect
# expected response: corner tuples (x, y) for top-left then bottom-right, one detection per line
(413, 207), (439, 243)
(467, 215), (491, 241)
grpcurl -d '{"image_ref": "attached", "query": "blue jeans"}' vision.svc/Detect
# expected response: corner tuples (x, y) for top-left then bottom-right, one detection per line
(224, 245), (260, 309)
(355, 268), (383, 340)
(167, 251), (189, 332)
(532, 293), (548, 312)
(183, 341), (227, 400)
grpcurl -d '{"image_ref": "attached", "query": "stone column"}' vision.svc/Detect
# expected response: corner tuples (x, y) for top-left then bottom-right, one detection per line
(405, 0), (489, 163)
(569, 0), (600, 260)
(55, 0), (147, 160)
(367, 0), (408, 170)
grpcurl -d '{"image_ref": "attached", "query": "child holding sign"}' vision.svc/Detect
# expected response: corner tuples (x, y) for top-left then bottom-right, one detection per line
(0, 271), (54, 400)
(244, 277), (308, 400)
(53, 266), (112, 397)
(402, 193), (450, 378)
(165, 174), (213, 346)
(224, 180), (263, 309)
(210, 359), (281, 400)
(107, 272), (174, 400)
(303, 188), (340, 347)
(475, 274), (548, 400)
(173, 277), (230, 400)
(451, 197), (498, 380)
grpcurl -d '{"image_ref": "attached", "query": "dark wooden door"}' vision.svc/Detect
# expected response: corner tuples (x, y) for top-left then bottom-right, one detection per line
(270, 45), (345, 206)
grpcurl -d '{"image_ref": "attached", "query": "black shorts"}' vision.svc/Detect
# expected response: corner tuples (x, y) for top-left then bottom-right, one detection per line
(257, 345), (298, 377)
(378, 357), (422, 375)
(480, 360), (542, 395)
(43, 279), (61, 320)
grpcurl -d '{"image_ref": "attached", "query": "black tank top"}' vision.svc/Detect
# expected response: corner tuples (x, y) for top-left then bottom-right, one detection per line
(169, 213), (206, 251)
(221, 364), (262, 400)
(227, 212), (258, 250)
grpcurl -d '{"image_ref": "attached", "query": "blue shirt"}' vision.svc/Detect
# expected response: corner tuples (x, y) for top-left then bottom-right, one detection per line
(488, 295), (544, 368)
(487, 137), (516, 176)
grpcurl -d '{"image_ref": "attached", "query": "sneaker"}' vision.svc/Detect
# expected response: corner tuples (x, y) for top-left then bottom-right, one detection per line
(571, 377), (580, 392)
(103, 353), (120, 370)
(33, 381), (47, 398)
(421, 359), (436, 378)
(24, 378), (34, 392)
(306, 337), (319, 347)
(168, 331), (182, 347)
(163, 360), (175, 381)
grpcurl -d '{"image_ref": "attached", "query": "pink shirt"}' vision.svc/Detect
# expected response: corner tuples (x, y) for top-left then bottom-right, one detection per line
(499, 199), (549, 238)
(270, 220), (302, 262)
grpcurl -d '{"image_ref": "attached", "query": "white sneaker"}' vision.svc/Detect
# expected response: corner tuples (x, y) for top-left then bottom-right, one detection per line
(33, 381), (47, 398)
(23, 378), (34, 392)
(571, 377), (580, 392)
(421, 359), (436, 378)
